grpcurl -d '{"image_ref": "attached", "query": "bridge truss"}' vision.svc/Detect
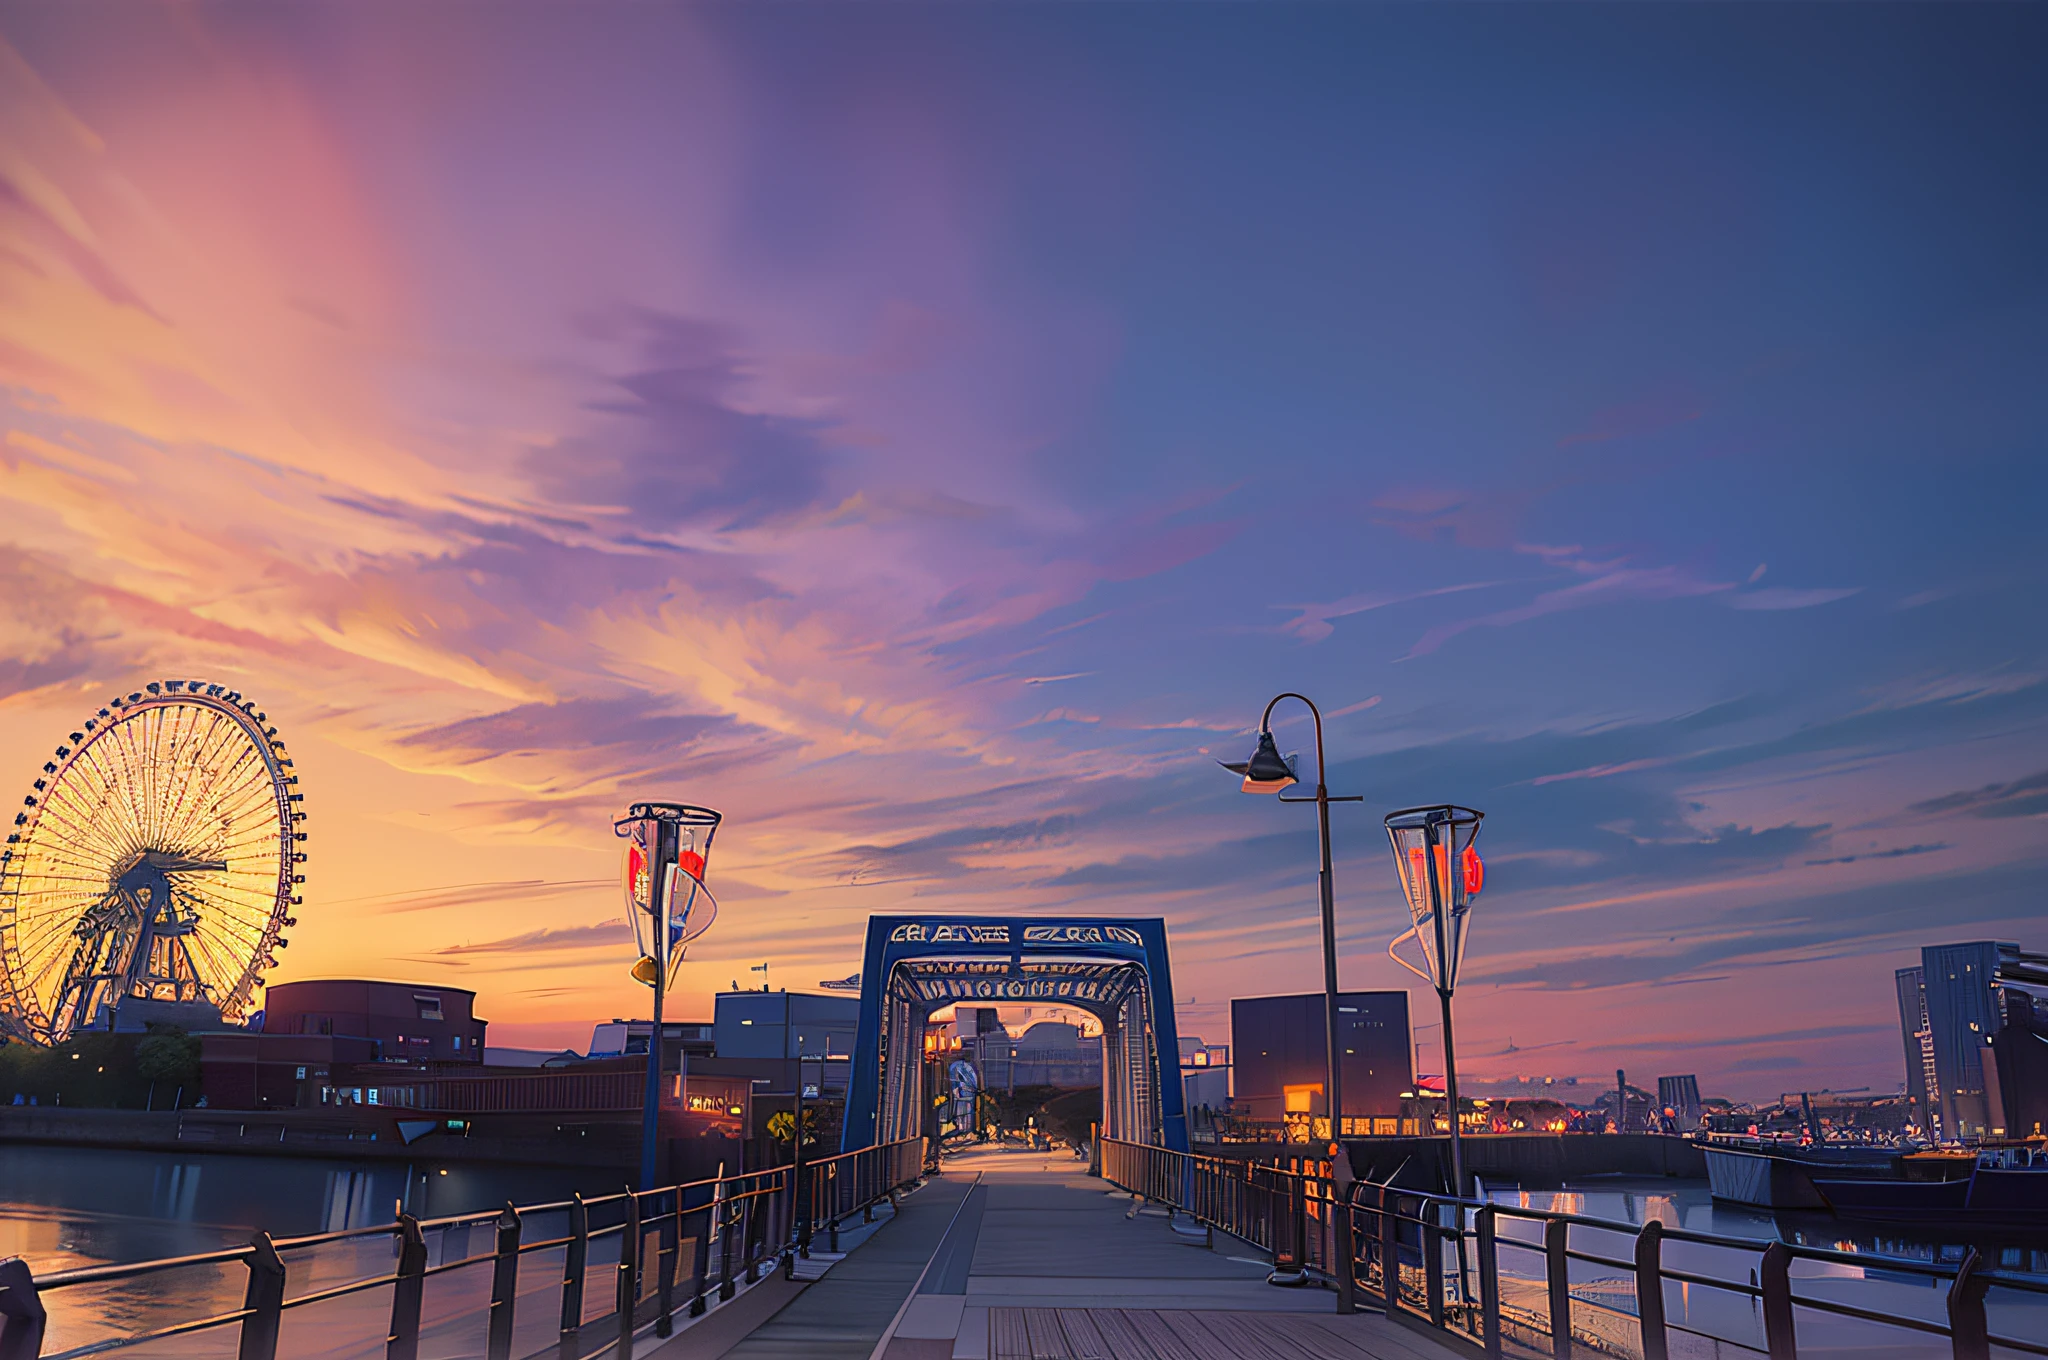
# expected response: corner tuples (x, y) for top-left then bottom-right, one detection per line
(842, 916), (1188, 1153)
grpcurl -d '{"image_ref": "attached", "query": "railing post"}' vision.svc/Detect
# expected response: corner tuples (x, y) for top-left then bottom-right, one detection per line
(1380, 1185), (1400, 1317)
(236, 1232), (285, 1360)
(1545, 1217), (1571, 1360)
(559, 1194), (588, 1360)
(0, 1256), (47, 1360)
(1476, 1207), (1501, 1360)
(1334, 1178), (1357, 1316)
(656, 1190), (677, 1339)
(487, 1204), (521, 1360)
(1425, 1208), (1446, 1328)
(690, 1190), (713, 1316)
(1634, 1220), (1668, 1360)
(718, 1186), (737, 1302)
(386, 1215), (427, 1360)
(1759, 1241), (1796, 1360)
(616, 1188), (640, 1360)
(1947, 1248), (1990, 1360)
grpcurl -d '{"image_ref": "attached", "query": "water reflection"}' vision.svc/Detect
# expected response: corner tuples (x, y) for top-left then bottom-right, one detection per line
(0, 1145), (636, 1358)
(1483, 1177), (2048, 1275)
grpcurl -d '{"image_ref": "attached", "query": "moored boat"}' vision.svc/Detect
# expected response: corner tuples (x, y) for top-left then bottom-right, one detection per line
(1703, 1141), (1907, 1210)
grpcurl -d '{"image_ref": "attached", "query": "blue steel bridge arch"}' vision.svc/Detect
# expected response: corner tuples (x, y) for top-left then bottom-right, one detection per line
(840, 915), (1187, 1154)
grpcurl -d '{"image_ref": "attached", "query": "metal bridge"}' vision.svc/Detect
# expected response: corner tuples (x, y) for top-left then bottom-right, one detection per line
(839, 915), (1189, 1154)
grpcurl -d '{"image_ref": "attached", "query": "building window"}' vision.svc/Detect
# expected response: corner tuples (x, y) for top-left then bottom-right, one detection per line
(415, 995), (444, 1021)
(295, 1066), (307, 1080)
(453, 1036), (462, 1051)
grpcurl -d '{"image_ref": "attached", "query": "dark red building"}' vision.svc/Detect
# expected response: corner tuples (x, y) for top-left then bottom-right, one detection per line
(260, 979), (487, 1063)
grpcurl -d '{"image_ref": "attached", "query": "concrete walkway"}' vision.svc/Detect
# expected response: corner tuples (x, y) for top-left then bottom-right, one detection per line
(664, 1172), (977, 1360)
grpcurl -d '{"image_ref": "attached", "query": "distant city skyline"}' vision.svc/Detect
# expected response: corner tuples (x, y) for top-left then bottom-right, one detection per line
(0, 6), (2043, 1099)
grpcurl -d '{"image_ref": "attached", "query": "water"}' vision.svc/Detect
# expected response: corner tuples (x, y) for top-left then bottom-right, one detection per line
(1476, 1178), (2048, 1359)
(0, 1145), (642, 1359)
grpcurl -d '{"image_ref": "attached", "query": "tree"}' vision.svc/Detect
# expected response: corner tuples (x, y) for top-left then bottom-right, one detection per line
(134, 1026), (200, 1087)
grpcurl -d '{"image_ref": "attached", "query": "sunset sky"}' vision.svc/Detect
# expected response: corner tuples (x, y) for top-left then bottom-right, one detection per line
(1, 5), (2042, 1099)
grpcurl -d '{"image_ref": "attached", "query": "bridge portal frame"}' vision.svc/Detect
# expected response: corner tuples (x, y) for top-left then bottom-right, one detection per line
(840, 915), (1188, 1154)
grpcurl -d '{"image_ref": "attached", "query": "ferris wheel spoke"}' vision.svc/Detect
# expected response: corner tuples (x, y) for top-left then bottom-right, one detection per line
(159, 710), (242, 849)
(156, 709), (231, 849)
(71, 742), (145, 865)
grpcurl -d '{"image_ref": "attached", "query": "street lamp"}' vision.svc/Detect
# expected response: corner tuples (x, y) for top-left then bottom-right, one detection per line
(615, 801), (723, 1191)
(1222, 693), (1362, 1311)
(1382, 804), (1484, 1198)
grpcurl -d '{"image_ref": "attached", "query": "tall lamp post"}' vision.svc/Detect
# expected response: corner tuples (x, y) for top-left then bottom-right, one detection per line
(615, 801), (723, 1191)
(1222, 693), (1362, 1313)
(1381, 805), (1484, 1198)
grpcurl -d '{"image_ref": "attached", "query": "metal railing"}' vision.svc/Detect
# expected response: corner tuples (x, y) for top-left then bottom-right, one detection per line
(1101, 1137), (2048, 1360)
(0, 1137), (924, 1360)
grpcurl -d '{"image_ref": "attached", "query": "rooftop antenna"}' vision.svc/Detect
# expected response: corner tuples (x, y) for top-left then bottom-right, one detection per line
(751, 961), (770, 992)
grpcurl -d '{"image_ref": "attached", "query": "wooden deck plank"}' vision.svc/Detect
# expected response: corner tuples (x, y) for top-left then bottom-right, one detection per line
(1155, 1311), (1246, 1360)
(1124, 1310), (1202, 1360)
(1200, 1310), (1327, 1360)
(1252, 1313), (1377, 1360)
(1025, 1307), (1069, 1360)
(1055, 1309), (1114, 1360)
(1085, 1308), (1162, 1360)
(991, 1307), (1034, 1360)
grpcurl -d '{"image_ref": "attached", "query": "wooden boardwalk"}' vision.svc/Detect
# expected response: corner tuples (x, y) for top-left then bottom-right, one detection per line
(989, 1306), (1448, 1360)
(871, 1146), (1461, 1360)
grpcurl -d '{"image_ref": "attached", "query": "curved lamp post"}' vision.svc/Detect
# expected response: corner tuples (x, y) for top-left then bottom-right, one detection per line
(1221, 693), (1362, 1311)
(1382, 804), (1484, 1198)
(615, 801), (723, 1191)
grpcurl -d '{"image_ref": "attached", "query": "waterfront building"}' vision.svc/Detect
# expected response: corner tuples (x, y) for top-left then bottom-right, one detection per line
(1010, 1020), (1103, 1087)
(585, 1019), (715, 1062)
(261, 979), (487, 1063)
(704, 989), (860, 1097)
(1894, 966), (1942, 1136)
(1921, 941), (2020, 1138)
(1231, 991), (1411, 1136)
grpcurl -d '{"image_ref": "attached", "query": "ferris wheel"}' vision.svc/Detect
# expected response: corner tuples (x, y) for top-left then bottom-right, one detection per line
(0, 680), (304, 1045)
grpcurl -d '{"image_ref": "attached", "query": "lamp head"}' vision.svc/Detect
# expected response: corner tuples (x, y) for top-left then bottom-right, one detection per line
(1220, 730), (1298, 794)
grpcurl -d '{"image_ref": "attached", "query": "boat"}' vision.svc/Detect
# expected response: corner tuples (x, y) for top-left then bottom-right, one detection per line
(1703, 1141), (1911, 1210)
(1813, 1145), (2048, 1230)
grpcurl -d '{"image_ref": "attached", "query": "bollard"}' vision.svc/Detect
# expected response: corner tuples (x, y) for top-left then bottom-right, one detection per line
(238, 1233), (286, 1360)
(387, 1215), (428, 1360)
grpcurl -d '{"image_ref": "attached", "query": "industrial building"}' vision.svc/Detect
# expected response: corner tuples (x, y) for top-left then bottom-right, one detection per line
(1231, 991), (1412, 1136)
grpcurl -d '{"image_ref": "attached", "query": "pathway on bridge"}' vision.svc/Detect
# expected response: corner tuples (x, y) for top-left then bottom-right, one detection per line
(879, 1146), (1460, 1360)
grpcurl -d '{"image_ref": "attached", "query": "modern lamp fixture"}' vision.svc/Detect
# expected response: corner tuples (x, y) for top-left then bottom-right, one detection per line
(1221, 693), (1362, 1312)
(614, 801), (723, 1191)
(1382, 804), (1485, 1199)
